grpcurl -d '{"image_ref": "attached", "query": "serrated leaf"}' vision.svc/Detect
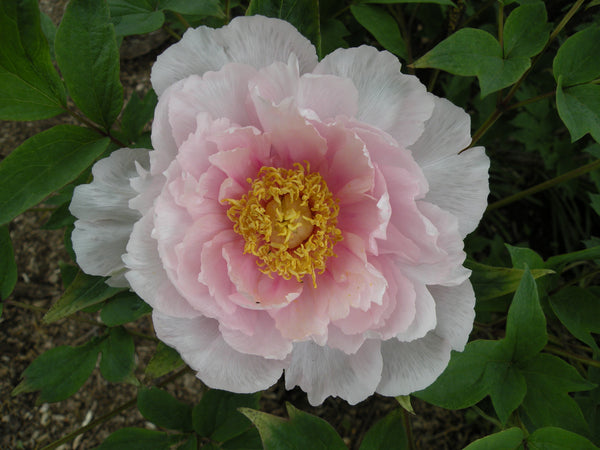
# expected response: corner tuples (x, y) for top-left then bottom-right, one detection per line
(193, 390), (260, 442)
(527, 427), (598, 449)
(0, 125), (109, 225)
(503, 2), (549, 59)
(553, 26), (600, 87)
(520, 354), (595, 436)
(100, 327), (136, 383)
(465, 260), (553, 301)
(101, 292), (152, 326)
(240, 403), (347, 450)
(145, 342), (184, 379)
(359, 409), (408, 450)
(158, 0), (224, 16)
(55, 0), (123, 130)
(556, 80), (600, 143)
(463, 427), (524, 450)
(549, 287), (600, 353)
(485, 362), (527, 424)
(121, 89), (158, 142)
(505, 269), (547, 362)
(415, 340), (507, 409)
(44, 271), (125, 323)
(12, 340), (101, 403)
(137, 387), (193, 432)
(97, 428), (185, 450)
(413, 28), (530, 97)
(0, 225), (17, 300)
(350, 4), (407, 60)
(246, 0), (321, 57)
(0, 0), (66, 120)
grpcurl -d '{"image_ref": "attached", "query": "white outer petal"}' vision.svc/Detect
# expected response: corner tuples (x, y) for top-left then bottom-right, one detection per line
(151, 15), (318, 96)
(285, 340), (383, 405)
(376, 332), (451, 396)
(70, 148), (150, 287)
(314, 46), (434, 147)
(410, 97), (490, 237)
(154, 311), (287, 393)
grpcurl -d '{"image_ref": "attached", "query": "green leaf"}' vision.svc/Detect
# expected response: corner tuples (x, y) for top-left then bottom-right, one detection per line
(553, 26), (600, 87)
(502, 2), (548, 59)
(137, 387), (193, 432)
(0, 225), (17, 300)
(520, 353), (595, 436)
(246, 0), (321, 57)
(177, 435), (198, 450)
(350, 4), (407, 60)
(549, 287), (600, 353)
(358, 0), (455, 5)
(221, 427), (263, 449)
(145, 342), (184, 379)
(556, 79), (600, 143)
(413, 28), (529, 97)
(0, 125), (110, 225)
(320, 19), (349, 57)
(101, 292), (152, 326)
(545, 246), (600, 269)
(100, 327), (137, 383)
(158, 0), (224, 16)
(465, 260), (553, 301)
(44, 271), (125, 323)
(590, 193), (600, 217)
(97, 428), (185, 449)
(0, 0), (66, 120)
(111, 11), (164, 36)
(504, 268), (547, 362)
(193, 389), (260, 442)
(505, 244), (545, 270)
(463, 427), (524, 450)
(55, 0), (123, 130)
(527, 427), (598, 449)
(241, 403), (347, 450)
(12, 340), (101, 403)
(121, 89), (158, 142)
(359, 409), (408, 450)
(485, 362), (527, 424)
(415, 340), (507, 409)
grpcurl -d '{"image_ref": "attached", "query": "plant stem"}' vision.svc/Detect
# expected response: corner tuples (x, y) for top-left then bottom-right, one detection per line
(41, 367), (192, 450)
(64, 108), (126, 148)
(401, 408), (416, 450)
(505, 90), (556, 111)
(487, 157), (600, 211)
(163, 24), (182, 41)
(545, 346), (600, 368)
(174, 12), (190, 29)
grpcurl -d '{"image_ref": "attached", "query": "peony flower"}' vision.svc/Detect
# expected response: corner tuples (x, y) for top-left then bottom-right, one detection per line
(70, 16), (489, 405)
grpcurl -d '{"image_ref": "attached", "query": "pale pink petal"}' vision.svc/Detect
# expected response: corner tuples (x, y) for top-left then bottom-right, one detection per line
(314, 46), (434, 147)
(219, 311), (293, 360)
(297, 74), (359, 120)
(285, 340), (383, 405)
(70, 148), (150, 286)
(154, 311), (287, 392)
(430, 280), (476, 351)
(249, 56), (300, 106)
(376, 332), (451, 396)
(395, 283), (437, 342)
(151, 16), (317, 96)
(325, 325), (367, 354)
(123, 211), (200, 318)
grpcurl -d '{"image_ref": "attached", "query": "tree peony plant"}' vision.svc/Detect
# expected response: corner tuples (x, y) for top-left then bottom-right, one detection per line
(70, 15), (489, 406)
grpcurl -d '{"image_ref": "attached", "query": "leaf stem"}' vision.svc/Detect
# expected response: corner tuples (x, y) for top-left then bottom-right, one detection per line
(162, 24), (182, 41)
(544, 346), (600, 368)
(64, 108), (126, 148)
(40, 366), (192, 450)
(174, 12), (190, 29)
(505, 90), (556, 111)
(401, 407), (416, 450)
(487, 157), (600, 211)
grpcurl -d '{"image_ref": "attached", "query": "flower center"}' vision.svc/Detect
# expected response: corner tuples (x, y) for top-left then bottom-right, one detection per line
(225, 163), (342, 286)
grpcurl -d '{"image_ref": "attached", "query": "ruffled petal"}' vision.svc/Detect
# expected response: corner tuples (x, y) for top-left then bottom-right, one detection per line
(314, 46), (434, 147)
(285, 339), (383, 405)
(154, 311), (287, 392)
(410, 97), (490, 237)
(376, 332), (451, 396)
(430, 280), (476, 351)
(151, 16), (318, 96)
(70, 148), (150, 286)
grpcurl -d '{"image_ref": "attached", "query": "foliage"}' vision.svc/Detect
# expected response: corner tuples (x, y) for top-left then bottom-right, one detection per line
(3, 0), (600, 448)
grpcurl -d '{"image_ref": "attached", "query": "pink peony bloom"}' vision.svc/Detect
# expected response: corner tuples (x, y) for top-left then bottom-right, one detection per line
(70, 16), (489, 405)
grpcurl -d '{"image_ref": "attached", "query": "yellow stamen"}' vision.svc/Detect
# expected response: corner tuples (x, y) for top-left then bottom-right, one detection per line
(225, 163), (342, 286)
